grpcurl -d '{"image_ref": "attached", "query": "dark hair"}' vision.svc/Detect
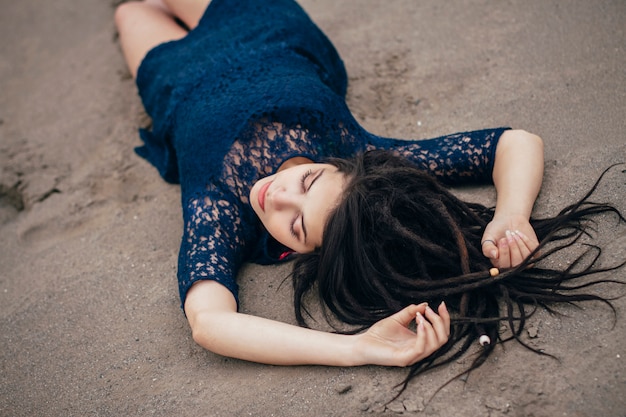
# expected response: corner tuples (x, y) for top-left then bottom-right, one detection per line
(291, 150), (625, 398)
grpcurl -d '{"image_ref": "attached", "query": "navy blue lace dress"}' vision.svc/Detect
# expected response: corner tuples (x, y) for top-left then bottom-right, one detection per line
(134, 0), (508, 308)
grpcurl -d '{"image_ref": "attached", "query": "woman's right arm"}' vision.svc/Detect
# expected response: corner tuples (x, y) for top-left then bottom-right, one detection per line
(480, 129), (544, 268)
(184, 280), (450, 367)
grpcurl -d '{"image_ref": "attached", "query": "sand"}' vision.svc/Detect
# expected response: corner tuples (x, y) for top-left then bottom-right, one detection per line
(1, 0), (625, 416)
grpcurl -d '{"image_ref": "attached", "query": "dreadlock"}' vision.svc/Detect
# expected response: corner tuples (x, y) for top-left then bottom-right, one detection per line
(291, 150), (625, 397)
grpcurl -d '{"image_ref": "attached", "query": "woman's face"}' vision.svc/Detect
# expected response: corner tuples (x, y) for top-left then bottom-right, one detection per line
(250, 163), (346, 253)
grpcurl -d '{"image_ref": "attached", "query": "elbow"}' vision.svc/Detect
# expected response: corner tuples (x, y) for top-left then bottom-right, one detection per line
(498, 129), (545, 166)
(190, 315), (206, 347)
(523, 130), (544, 153)
(189, 311), (220, 352)
(183, 281), (238, 353)
(503, 129), (544, 151)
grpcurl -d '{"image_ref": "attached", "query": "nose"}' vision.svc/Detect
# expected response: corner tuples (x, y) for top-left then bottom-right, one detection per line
(271, 188), (301, 211)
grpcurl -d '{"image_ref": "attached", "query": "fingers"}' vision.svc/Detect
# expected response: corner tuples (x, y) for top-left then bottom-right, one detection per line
(515, 229), (538, 254)
(395, 303), (428, 327)
(495, 230), (535, 268)
(414, 312), (427, 355)
(438, 301), (451, 338)
(497, 236), (510, 268)
(424, 304), (448, 344)
(506, 230), (524, 266)
(414, 302), (450, 358)
(481, 239), (499, 261)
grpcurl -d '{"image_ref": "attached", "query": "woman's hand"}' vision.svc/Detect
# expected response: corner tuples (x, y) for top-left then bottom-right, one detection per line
(353, 302), (450, 367)
(481, 214), (539, 268)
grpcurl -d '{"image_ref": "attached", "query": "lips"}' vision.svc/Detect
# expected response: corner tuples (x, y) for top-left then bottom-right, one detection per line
(258, 181), (271, 212)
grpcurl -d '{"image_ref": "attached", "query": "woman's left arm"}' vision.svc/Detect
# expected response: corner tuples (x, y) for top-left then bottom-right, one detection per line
(481, 129), (544, 268)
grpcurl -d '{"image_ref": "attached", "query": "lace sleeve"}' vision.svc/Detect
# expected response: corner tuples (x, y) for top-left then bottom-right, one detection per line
(366, 128), (509, 184)
(176, 184), (257, 308)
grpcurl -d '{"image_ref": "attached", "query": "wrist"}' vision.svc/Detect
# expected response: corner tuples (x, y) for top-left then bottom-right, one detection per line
(349, 333), (375, 366)
(493, 190), (536, 220)
(492, 210), (531, 222)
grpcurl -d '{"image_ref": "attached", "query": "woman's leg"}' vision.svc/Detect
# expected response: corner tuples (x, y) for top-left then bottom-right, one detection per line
(144, 0), (171, 14)
(115, 1), (188, 78)
(161, 0), (212, 30)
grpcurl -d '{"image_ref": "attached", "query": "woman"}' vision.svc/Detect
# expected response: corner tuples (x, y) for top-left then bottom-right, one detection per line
(114, 0), (623, 387)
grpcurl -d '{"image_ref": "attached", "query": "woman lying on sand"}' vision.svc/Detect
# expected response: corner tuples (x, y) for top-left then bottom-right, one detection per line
(115, 0), (624, 393)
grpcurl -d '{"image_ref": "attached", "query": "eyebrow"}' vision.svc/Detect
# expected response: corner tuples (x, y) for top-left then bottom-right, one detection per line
(302, 169), (325, 245)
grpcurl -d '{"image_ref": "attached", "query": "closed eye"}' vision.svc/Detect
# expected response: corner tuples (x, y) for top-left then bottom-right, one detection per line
(290, 216), (299, 239)
(300, 169), (313, 191)
(290, 170), (311, 240)
(301, 169), (325, 244)
(290, 169), (325, 244)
